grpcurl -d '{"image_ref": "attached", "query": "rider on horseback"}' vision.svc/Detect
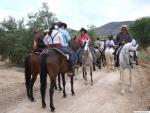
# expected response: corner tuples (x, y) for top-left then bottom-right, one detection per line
(76, 28), (97, 66)
(58, 22), (78, 69)
(105, 35), (116, 48)
(114, 25), (132, 67)
(43, 23), (77, 72)
(94, 37), (101, 49)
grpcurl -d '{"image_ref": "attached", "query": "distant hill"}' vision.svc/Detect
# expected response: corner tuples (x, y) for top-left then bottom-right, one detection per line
(96, 21), (135, 36)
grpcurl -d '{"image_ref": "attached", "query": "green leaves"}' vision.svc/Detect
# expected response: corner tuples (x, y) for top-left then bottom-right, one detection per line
(87, 24), (101, 42)
(129, 17), (150, 49)
(27, 2), (57, 31)
(0, 3), (57, 64)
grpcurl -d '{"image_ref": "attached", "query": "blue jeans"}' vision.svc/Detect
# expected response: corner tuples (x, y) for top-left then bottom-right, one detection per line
(76, 48), (83, 64)
(58, 47), (77, 66)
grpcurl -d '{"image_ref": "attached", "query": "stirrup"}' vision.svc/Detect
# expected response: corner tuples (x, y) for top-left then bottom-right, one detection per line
(65, 54), (69, 60)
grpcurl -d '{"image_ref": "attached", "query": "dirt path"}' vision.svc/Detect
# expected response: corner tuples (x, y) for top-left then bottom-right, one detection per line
(0, 62), (150, 113)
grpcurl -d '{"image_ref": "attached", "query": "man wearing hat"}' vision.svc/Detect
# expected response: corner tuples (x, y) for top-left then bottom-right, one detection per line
(76, 28), (97, 66)
(58, 22), (78, 70)
(114, 25), (133, 67)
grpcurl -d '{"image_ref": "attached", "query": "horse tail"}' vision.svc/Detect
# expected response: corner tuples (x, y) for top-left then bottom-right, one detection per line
(40, 53), (47, 102)
(24, 55), (31, 98)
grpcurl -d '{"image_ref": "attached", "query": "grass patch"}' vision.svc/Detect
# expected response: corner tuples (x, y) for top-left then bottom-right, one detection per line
(138, 51), (150, 64)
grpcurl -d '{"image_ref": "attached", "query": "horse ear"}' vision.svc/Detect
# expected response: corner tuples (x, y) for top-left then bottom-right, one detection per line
(87, 39), (90, 42)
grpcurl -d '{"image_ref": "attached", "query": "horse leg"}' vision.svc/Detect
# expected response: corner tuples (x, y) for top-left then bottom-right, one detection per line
(30, 74), (37, 102)
(120, 68), (125, 95)
(61, 73), (67, 98)
(129, 68), (133, 92)
(90, 67), (93, 85)
(99, 57), (102, 69)
(119, 68), (122, 85)
(82, 67), (85, 79)
(84, 68), (88, 85)
(70, 76), (75, 95)
(103, 55), (106, 67)
(112, 55), (115, 71)
(101, 56), (104, 67)
(49, 79), (56, 112)
(74, 67), (78, 80)
(40, 54), (47, 108)
(40, 73), (47, 108)
(93, 64), (96, 71)
(97, 57), (101, 69)
(106, 56), (109, 72)
(24, 56), (31, 99)
(25, 71), (31, 99)
(58, 73), (62, 91)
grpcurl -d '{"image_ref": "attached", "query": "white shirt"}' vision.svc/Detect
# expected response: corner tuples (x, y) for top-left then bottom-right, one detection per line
(106, 40), (115, 47)
(43, 29), (64, 46)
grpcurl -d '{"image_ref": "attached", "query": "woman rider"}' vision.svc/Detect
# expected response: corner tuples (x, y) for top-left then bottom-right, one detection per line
(114, 25), (132, 67)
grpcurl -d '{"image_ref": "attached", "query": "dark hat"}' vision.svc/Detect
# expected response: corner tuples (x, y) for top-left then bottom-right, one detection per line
(57, 21), (63, 27)
(60, 22), (67, 28)
(108, 35), (113, 40)
(80, 28), (87, 33)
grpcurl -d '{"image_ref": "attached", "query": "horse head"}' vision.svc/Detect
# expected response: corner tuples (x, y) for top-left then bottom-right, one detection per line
(82, 39), (90, 55)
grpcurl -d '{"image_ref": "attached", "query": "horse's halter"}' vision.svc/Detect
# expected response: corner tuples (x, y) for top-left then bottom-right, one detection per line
(83, 39), (90, 55)
(121, 43), (137, 66)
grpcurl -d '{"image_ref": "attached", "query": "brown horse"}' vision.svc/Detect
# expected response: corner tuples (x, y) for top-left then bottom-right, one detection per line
(24, 52), (64, 101)
(40, 48), (75, 112)
(24, 31), (62, 102)
(25, 53), (40, 101)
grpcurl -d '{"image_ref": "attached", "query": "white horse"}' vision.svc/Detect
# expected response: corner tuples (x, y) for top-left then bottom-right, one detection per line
(105, 40), (115, 71)
(82, 40), (93, 85)
(119, 42), (138, 95)
(105, 47), (115, 71)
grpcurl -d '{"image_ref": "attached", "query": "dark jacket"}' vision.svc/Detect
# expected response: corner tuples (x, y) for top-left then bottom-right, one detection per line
(115, 32), (132, 45)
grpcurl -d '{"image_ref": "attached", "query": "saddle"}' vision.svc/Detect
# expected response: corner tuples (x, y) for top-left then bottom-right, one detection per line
(48, 47), (69, 60)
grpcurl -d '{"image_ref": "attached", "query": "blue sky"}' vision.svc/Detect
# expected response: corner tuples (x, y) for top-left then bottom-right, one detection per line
(0, 0), (150, 30)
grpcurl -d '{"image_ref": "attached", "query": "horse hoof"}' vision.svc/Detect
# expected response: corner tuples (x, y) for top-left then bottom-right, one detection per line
(59, 88), (62, 91)
(74, 78), (77, 80)
(42, 104), (46, 108)
(55, 87), (58, 90)
(31, 98), (36, 102)
(85, 82), (88, 85)
(119, 81), (122, 85)
(129, 88), (133, 93)
(72, 92), (75, 96)
(63, 94), (67, 98)
(120, 90), (125, 95)
(28, 97), (31, 100)
(51, 107), (55, 112)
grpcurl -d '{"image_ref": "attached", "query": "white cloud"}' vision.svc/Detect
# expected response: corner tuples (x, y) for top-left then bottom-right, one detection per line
(0, 0), (150, 30)
(40, 0), (150, 29)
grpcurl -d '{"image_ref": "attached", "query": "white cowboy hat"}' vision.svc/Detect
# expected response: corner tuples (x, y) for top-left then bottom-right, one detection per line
(44, 29), (49, 33)
(120, 25), (128, 28)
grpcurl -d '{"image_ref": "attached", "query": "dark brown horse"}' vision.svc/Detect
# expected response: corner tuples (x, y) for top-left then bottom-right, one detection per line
(24, 52), (65, 101)
(24, 31), (62, 102)
(40, 48), (75, 112)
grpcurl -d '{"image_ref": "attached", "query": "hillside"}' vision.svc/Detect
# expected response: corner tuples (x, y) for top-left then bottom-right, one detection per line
(96, 21), (135, 36)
